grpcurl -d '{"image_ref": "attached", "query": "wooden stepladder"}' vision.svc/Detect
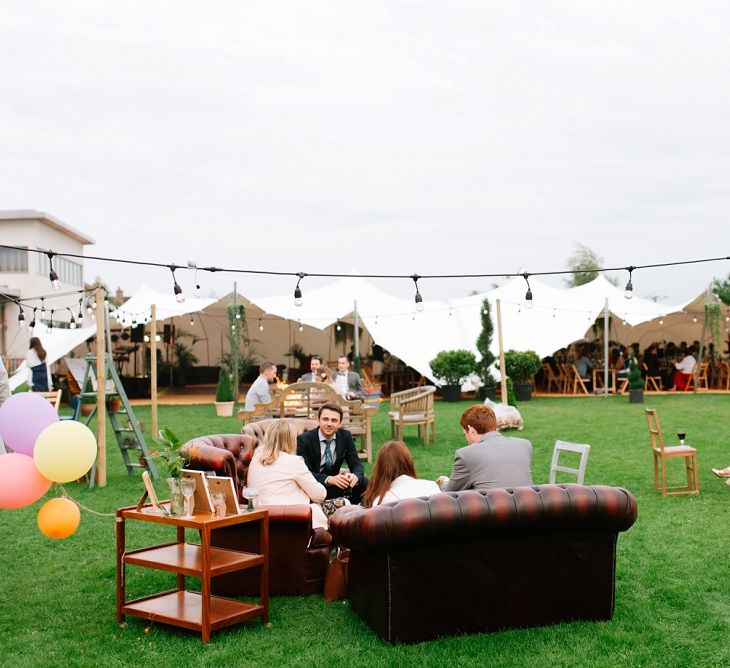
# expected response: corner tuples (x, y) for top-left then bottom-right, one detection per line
(74, 353), (158, 486)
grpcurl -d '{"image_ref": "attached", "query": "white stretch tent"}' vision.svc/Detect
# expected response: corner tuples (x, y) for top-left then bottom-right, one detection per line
(113, 284), (217, 326)
(9, 324), (97, 391)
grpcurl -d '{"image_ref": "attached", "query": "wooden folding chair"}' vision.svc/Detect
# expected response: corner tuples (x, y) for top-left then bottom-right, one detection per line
(541, 363), (562, 393)
(37, 389), (62, 410)
(568, 364), (590, 395)
(645, 408), (699, 496)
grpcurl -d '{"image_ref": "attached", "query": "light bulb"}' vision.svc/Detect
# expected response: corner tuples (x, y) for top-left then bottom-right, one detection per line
(143, 334), (150, 343)
(49, 268), (60, 290)
(46, 324), (52, 334)
(155, 334), (161, 342)
(525, 289), (533, 309)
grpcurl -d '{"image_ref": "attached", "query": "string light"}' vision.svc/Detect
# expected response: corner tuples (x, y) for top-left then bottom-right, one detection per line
(522, 273), (533, 309)
(336, 323), (342, 331)
(190, 315), (195, 326)
(298, 321), (304, 332)
(412, 274), (424, 312)
(143, 334), (150, 343)
(692, 316), (698, 323)
(170, 265), (185, 303)
(29, 308), (37, 329)
(77, 298), (83, 321)
(47, 251), (61, 290)
(17, 305), (25, 325)
(67, 307), (77, 329)
(46, 309), (54, 334)
(624, 266), (634, 299)
(41, 297), (46, 315)
(294, 272), (305, 307)
(258, 318), (264, 332)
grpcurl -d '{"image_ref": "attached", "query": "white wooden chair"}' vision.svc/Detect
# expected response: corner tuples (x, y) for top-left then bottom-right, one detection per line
(388, 385), (437, 447)
(549, 440), (591, 485)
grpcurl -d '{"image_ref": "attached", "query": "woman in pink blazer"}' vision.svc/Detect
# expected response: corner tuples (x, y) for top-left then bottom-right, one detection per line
(247, 419), (329, 529)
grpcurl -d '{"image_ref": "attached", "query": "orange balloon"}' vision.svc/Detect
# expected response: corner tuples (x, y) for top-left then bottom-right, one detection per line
(37, 497), (81, 539)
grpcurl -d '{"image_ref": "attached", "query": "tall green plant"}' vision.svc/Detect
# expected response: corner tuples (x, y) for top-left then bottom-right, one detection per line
(628, 356), (643, 390)
(224, 304), (254, 382)
(215, 368), (234, 402)
(476, 299), (496, 386)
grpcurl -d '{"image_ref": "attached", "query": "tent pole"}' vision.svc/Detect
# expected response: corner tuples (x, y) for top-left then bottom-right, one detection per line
(233, 282), (240, 401)
(95, 286), (107, 487)
(604, 298), (609, 397)
(496, 299), (507, 404)
(353, 300), (360, 372)
(694, 284), (711, 394)
(151, 304), (158, 438)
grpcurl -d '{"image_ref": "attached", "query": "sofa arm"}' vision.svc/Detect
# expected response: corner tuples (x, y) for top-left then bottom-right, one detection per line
(182, 443), (237, 479)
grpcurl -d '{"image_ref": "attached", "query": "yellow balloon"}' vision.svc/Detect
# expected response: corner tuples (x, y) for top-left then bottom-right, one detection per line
(37, 497), (81, 539)
(33, 421), (97, 483)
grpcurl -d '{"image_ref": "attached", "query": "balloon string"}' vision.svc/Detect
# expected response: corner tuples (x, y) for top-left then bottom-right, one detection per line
(58, 484), (116, 517)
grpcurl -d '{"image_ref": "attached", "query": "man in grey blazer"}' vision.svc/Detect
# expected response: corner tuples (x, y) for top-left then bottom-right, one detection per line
(439, 404), (533, 492)
(333, 356), (365, 399)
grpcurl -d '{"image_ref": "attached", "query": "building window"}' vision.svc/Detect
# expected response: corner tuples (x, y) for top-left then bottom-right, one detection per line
(37, 251), (83, 286)
(0, 246), (29, 272)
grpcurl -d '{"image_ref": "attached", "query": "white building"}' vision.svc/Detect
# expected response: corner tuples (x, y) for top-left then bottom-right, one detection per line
(0, 210), (94, 365)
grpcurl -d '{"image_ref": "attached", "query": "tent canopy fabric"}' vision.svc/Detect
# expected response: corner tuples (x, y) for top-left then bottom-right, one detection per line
(113, 284), (217, 327)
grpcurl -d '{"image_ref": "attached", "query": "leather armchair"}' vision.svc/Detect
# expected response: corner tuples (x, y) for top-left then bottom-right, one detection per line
(181, 432), (332, 596)
(330, 484), (638, 644)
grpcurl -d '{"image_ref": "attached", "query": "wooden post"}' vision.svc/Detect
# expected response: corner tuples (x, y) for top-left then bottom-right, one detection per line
(496, 299), (508, 404)
(95, 287), (107, 487)
(151, 304), (158, 438)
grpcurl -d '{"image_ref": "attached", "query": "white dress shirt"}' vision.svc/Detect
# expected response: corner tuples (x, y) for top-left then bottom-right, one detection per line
(675, 355), (696, 374)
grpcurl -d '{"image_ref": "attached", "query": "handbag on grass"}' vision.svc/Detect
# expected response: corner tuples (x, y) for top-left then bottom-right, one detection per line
(324, 547), (350, 602)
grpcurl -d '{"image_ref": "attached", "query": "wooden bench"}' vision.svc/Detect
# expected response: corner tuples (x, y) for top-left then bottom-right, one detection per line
(238, 382), (377, 463)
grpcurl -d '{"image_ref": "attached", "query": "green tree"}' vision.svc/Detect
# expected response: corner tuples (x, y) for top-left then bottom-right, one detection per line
(712, 275), (730, 306)
(565, 244), (602, 287)
(476, 299), (496, 386)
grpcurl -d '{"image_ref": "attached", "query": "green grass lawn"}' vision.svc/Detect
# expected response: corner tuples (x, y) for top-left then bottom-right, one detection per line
(1, 395), (729, 667)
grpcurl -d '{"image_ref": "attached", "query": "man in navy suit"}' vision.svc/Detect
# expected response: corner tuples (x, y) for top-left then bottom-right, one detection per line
(296, 402), (368, 504)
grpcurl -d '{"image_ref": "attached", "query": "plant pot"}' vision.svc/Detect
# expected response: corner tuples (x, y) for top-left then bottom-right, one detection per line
(478, 387), (496, 401)
(513, 383), (533, 401)
(107, 398), (122, 413)
(81, 403), (94, 416)
(629, 389), (644, 404)
(215, 401), (235, 417)
(441, 384), (462, 402)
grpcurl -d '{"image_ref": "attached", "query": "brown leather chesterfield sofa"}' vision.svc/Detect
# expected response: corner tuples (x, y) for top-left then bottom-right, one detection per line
(181, 424), (330, 596)
(329, 484), (637, 644)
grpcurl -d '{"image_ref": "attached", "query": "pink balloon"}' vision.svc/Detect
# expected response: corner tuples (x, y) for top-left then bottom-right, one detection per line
(0, 392), (59, 456)
(0, 453), (52, 509)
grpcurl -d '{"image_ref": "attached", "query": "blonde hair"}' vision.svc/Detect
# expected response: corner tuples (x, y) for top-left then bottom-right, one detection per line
(257, 419), (297, 466)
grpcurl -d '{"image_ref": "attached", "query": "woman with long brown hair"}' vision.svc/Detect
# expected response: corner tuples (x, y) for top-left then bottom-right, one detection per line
(361, 440), (440, 508)
(26, 337), (52, 392)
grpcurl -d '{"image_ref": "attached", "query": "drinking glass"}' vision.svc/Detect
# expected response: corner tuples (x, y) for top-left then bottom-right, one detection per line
(212, 492), (226, 518)
(677, 430), (687, 446)
(242, 487), (259, 512)
(179, 477), (196, 518)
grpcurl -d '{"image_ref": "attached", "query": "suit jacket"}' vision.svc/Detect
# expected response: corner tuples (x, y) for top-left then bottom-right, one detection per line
(445, 431), (533, 492)
(299, 372), (315, 382)
(333, 370), (365, 399)
(296, 427), (365, 486)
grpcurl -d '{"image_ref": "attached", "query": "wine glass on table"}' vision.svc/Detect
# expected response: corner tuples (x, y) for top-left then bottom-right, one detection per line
(677, 429), (687, 446)
(180, 477), (196, 518)
(242, 487), (259, 512)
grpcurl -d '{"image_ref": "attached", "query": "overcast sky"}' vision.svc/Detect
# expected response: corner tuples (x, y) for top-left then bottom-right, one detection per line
(1, 1), (729, 306)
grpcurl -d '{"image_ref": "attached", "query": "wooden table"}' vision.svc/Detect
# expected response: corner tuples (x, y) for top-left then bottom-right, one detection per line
(116, 504), (269, 642)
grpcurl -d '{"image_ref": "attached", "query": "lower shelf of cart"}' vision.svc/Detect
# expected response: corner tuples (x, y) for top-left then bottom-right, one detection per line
(123, 590), (264, 631)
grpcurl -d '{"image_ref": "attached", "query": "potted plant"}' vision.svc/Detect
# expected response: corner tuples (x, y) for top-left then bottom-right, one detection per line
(151, 426), (190, 515)
(503, 349), (541, 401)
(429, 349), (478, 402)
(628, 356), (644, 404)
(476, 298), (497, 400)
(106, 393), (122, 413)
(80, 377), (95, 416)
(215, 367), (235, 417)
